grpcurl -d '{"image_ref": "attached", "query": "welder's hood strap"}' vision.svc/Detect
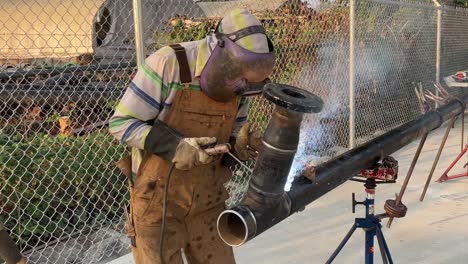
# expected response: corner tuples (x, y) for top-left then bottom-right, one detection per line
(169, 43), (192, 85)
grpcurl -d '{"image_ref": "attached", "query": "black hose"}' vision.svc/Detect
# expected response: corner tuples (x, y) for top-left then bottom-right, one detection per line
(160, 163), (175, 264)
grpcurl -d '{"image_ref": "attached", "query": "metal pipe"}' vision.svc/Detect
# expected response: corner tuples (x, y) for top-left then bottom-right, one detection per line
(349, 0), (356, 148)
(217, 95), (466, 246)
(461, 110), (464, 152)
(290, 99), (463, 213)
(132, 0), (145, 67)
(433, 0), (442, 108)
(420, 117), (456, 201)
(387, 132), (428, 228)
(217, 83), (323, 247)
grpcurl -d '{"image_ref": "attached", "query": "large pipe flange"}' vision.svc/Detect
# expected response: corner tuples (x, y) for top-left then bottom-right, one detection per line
(263, 83), (323, 113)
(217, 83), (324, 247)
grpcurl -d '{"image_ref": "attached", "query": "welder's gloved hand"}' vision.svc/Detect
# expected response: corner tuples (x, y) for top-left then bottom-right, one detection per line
(234, 122), (262, 161)
(144, 120), (217, 170)
(172, 137), (217, 170)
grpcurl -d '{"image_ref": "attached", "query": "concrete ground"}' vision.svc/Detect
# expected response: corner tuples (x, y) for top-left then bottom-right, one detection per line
(109, 118), (468, 264)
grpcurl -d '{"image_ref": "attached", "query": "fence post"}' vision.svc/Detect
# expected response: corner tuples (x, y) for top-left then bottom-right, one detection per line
(349, 0), (356, 149)
(433, 0), (442, 108)
(133, 0), (145, 67)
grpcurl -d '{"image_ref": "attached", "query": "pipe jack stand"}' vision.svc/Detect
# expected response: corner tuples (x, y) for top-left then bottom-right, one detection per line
(437, 143), (468, 182)
(326, 178), (395, 264)
(436, 103), (468, 183)
(432, 110), (468, 183)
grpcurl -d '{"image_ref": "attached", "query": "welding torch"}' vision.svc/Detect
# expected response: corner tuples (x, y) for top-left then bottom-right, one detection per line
(203, 143), (253, 173)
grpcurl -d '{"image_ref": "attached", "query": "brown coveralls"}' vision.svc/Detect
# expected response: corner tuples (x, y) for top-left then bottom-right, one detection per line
(0, 223), (25, 264)
(125, 85), (238, 263)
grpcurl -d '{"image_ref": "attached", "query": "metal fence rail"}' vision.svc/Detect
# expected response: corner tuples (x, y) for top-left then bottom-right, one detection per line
(1, 0), (468, 263)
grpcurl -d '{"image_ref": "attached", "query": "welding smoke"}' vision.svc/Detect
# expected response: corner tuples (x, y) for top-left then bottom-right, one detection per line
(286, 38), (412, 188)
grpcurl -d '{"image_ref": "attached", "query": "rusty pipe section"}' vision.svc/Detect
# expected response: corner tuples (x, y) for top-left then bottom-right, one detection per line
(218, 89), (467, 247)
(217, 83), (324, 247)
(288, 96), (465, 213)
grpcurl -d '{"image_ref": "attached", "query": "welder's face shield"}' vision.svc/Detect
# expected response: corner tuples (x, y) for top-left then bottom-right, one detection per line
(200, 26), (276, 102)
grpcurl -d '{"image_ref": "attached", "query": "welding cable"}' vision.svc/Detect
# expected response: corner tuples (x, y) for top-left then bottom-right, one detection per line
(160, 163), (175, 264)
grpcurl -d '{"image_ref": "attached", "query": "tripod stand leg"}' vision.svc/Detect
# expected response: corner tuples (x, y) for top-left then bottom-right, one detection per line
(375, 226), (389, 264)
(326, 223), (358, 264)
(376, 224), (393, 264)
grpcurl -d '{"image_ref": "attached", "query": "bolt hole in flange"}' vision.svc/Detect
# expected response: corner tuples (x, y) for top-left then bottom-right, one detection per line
(263, 83), (324, 113)
(282, 88), (307, 99)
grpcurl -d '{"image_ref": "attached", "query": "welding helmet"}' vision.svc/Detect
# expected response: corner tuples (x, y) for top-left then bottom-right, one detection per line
(199, 9), (276, 102)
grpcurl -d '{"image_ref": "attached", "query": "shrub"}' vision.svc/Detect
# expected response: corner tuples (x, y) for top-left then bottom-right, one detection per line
(0, 130), (128, 250)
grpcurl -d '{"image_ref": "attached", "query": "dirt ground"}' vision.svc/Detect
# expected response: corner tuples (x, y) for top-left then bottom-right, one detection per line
(110, 118), (468, 264)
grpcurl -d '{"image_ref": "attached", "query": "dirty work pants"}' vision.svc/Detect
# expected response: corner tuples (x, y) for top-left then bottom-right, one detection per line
(127, 158), (236, 264)
(126, 85), (238, 264)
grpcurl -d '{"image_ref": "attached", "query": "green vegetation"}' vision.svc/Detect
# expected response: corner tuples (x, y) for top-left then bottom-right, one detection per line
(0, 130), (128, 249)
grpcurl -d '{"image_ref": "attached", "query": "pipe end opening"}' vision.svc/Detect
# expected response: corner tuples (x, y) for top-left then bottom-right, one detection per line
(217, 210), (248, 247)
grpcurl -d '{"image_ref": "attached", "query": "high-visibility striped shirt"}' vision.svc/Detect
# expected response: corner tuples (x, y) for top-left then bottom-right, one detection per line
(109, 35), (249, 177)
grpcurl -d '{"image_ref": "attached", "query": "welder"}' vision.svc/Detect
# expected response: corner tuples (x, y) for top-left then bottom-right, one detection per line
(109, 8), (275, 264)
(0, 223), (26, 264)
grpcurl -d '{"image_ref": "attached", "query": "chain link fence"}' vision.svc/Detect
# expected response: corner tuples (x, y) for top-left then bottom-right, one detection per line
(441, 4), (468, 96)
(0, 0), (136, 263)
(1, 0), (468, 263)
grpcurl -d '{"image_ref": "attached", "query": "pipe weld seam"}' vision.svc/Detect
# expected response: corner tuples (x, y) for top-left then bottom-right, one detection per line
(249, 183), (284, 197)
(261, 140), (297, 153)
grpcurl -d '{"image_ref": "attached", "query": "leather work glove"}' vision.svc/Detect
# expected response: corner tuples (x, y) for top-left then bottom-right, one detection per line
(172, 137), (217, 170)
(234, 122), (262, 161)
(144, 120), (219, 170)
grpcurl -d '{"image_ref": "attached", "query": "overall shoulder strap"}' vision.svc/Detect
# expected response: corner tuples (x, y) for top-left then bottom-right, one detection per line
(169, 44), (192, 86)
